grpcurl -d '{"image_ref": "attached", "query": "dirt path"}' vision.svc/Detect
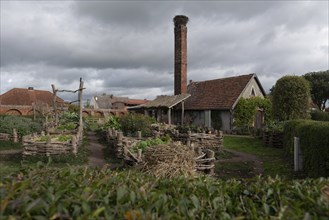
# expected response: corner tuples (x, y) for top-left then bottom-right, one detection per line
(86, 131), (106, 167)
(218, 148), (264, 175)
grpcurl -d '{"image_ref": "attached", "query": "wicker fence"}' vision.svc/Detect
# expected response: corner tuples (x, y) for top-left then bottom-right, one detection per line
(263, 130), (283, 148)
(106, 128), (221, 175)
(22, 127), (83, 157)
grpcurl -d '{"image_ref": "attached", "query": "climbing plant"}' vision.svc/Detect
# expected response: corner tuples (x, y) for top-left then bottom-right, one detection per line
(234, 97), (272, 129)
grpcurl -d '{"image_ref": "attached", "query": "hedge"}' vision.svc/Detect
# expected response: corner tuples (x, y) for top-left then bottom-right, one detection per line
(311, 111), (329, 121)
(283, 120), (329, 177)
(1, 167), (328, 219)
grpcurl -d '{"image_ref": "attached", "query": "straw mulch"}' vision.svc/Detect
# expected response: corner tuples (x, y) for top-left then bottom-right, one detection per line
(138, 144), (197, 179)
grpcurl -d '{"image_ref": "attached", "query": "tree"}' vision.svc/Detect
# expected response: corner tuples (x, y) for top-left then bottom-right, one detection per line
(303, 70), (329, 111)
(272, 75), (310, 121)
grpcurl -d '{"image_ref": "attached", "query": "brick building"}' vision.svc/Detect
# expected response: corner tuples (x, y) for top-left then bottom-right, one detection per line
(0, 87), (65, 116)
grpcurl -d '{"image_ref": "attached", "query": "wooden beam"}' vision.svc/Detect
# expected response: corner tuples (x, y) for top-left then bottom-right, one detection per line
(51, 84), (58, 125)
(181, 101), (185, 126)
(168, 108), (171, 125)
(78, 78), (84, 128)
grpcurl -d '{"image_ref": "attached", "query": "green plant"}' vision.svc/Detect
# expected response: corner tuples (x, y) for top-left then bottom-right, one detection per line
(0, 167), (328, 219)
(0, 141), (22, 151)
(272, 75), (310, 121)
(283, 120), (329, 177)
(133, 137), (169, 152)
(57, 122), (78, 131)
(0, 115), (42, 137)
(99, 115), (121, 131)
(303, 70), (329, 111)
(119, 113), (156, 137)
(234, 97), (272, 130)
(311, 110), (329, 121)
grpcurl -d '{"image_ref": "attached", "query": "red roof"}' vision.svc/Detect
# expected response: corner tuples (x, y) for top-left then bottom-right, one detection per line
(0, 88), (64, 106)
(185, 74), (264, 110)
(127, 99), (149, 105)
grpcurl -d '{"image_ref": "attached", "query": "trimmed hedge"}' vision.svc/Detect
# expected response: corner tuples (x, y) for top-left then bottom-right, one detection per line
(283, 120), (329, 177)
(1, 167), (328, 219)
(311, 111), (329, 121)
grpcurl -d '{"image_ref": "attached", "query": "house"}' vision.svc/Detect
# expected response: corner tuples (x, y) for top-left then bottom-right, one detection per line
(89, 94), (149, 110)
(0, 87), (64, 116)
(184, 74), (266, 131)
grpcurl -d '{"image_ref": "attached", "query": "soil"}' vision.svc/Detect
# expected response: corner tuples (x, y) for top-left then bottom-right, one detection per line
(216, 148), (264, 178)
(86, 131), (106, 167)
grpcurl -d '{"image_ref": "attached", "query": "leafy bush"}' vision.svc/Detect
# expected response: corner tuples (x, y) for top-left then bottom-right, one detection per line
(311, 111), (329, 121)
(283, 120), (329, 177)
(272, 76), (310, 121)
(234, 97), (272, 130)
(0, 115), (42, 137)
(1, 167), (328, 219)
(133, 136), (171, 152)
(119, 113), (156, 137)
(0, 141), (22, 151)
(99, 115), (121, 131)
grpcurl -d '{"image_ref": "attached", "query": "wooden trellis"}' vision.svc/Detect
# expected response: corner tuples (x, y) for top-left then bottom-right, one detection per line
(51, 78), (85, 127)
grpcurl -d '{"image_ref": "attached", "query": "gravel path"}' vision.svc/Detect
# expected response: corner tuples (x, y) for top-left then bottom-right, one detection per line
(86, 131), (106, 167)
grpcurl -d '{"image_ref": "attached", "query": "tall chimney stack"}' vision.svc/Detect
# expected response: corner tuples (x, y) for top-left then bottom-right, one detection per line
(174, 15), (189, 95)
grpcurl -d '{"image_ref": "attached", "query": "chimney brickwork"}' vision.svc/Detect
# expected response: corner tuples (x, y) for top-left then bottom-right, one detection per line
(174, 15), (189, 95)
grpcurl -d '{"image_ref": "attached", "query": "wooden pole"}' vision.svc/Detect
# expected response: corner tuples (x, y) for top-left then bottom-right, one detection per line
(181, 101), (185, 126)
(78, 78), (84, 128)
(168, 108), (171, 125)
(51, 84), (58, 125)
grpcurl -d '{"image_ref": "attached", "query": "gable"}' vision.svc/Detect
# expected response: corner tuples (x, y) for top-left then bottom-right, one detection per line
(185, 74), (265, 110)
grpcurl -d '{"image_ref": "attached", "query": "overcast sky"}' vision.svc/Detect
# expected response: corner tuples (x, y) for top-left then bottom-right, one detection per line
(1, 1), (328, 101)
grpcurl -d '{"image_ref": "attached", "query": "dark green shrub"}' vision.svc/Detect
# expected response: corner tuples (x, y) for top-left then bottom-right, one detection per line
(272, 76), (310, 121)
(99, 115), (121, 131)
(311, 111), (329, 121)
(0, 115), (42, 137)
(283, 120), (329, 177)
(119, 113), (156, 137)
(1, 167), (328, 219)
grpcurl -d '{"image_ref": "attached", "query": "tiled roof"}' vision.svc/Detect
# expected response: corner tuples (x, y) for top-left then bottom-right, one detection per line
(94, 96), (129, 109)
(130, 93), (191, 109)
(0, 88), (64, 106)
(127, 99), (149, 105)
(185, 74), (258, 110)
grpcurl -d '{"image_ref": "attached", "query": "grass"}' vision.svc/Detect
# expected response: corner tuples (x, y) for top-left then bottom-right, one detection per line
(223, 135), (293, 177)
(0, 140), (22, 151)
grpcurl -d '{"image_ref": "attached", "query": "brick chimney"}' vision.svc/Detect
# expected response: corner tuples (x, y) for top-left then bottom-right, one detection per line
(174, 15), (188, 95)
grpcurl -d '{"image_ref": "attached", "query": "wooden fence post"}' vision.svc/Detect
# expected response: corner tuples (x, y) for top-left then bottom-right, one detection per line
(13, 128), (18, 143)
(294, 137), (303, 171)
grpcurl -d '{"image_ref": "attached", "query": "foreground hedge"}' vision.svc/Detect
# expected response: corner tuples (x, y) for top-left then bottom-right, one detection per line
(283, 120), (329, 177)
(1, 167), (328, 219)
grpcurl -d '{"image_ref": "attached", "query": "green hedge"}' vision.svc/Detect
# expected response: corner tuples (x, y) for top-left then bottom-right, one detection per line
(283, 120), (329, 177)
(1, 167), (328, 219)
(311, 111), (329, 121)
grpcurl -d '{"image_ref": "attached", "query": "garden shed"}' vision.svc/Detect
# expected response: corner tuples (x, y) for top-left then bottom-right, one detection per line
(129, 93), (191, 125)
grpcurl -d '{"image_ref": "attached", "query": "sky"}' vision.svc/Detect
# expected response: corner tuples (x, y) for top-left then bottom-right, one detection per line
(1, 1), (328, 102)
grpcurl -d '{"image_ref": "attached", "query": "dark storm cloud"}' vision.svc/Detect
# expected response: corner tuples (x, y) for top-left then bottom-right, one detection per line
(1, 1), (328, 100)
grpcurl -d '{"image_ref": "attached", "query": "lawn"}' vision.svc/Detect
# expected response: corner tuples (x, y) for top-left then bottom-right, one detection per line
(222, 135), (293, 177)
